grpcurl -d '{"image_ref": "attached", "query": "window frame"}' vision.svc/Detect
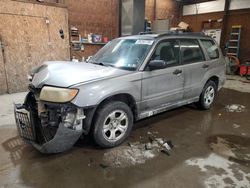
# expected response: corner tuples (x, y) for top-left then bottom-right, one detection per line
(200, 39), (220, 60)
(144, 39), (181, 70)
(179, 38), (206, 65)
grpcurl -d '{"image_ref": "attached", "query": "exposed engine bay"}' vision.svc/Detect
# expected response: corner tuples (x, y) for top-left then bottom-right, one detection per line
(15, 91), (86, 153)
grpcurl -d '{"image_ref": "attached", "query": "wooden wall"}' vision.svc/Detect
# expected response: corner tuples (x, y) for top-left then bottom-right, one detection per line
(181, 9), (250, 63)
(145, 0), (181, 27)
(224, 9), (250, 63)
(65, 0), (119, 59)
(12, 0), (65, 5)
(0, 0), (70, 94)
(67, 0), (182, 59)
(0, 0), (183, 93)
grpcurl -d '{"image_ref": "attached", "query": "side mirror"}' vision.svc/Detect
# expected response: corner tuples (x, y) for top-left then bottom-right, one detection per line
(148, 60), (167, 70)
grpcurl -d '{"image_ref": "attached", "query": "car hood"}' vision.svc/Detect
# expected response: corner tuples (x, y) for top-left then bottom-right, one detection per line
(31, 61), (131, 88)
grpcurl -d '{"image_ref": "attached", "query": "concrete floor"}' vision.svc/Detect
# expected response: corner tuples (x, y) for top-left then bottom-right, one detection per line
(0, 76), (250, 188)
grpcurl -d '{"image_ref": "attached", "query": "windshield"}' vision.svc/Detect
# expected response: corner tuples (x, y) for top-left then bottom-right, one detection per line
(90, 39), (154, 71)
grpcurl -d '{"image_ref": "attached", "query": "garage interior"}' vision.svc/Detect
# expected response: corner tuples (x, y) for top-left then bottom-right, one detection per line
(0, 0), (250, 187)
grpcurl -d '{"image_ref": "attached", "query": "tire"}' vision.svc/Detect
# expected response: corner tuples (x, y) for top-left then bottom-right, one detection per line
(196, 80), (217, 110)
(93, 101), (133, 148)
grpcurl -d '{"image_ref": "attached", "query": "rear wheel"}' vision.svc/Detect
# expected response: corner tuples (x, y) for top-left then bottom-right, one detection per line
(93, 101), (133, 148)
(196, 80), (217, 110)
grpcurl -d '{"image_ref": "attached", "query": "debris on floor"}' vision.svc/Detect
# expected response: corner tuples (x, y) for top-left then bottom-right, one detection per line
(99, 163), (109, 169)
(185, 153), (250, 188)
(102, 138), (173, 168)
(147, 131), (152, 135)
(88, 158), (93, 167)
(147, 131), (159, 137)
(233, 123), (240, 129)
(225, 104), (246, 112)
(145, 142), (153, 150)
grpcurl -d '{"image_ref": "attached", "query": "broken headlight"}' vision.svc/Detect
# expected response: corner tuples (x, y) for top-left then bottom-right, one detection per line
(40, 86), (79, 103)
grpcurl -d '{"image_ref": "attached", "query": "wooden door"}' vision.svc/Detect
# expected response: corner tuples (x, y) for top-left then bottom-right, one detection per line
(0, 14), (50, 93)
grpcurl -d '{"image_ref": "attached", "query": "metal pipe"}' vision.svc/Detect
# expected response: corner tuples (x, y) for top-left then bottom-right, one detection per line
(221, 0), (231, 47)
(153, 0), (157, 21)
(119, 0), (122, 37)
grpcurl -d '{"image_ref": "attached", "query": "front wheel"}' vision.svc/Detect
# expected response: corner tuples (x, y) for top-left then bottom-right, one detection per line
(93, 101), (133, 148)
(196, 80), (217, 110)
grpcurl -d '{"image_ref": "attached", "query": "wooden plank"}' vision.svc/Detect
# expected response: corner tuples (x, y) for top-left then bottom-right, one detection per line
(11, 0), (67, 8)
(0, 39), (8, 94)
(0, 15), (50, 92)
(0, 0), (70, 93)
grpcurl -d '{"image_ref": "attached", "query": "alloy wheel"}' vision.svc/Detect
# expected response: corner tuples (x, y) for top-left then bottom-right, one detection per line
(102, 110), (128, 142)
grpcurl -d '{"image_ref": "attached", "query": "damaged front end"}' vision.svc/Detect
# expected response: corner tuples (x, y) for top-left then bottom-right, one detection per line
(14, 90), (86, 153)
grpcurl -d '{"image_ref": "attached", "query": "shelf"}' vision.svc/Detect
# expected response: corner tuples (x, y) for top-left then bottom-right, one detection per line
(71, 34), (80, 37)
(82, 42), (107, 45)
(227, 53), (237, 56)
(71, 41), (107, 45)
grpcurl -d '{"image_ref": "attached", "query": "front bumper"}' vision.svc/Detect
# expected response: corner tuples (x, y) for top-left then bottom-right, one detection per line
(31, 123), (83, 153)
(14, 102), (83, 154)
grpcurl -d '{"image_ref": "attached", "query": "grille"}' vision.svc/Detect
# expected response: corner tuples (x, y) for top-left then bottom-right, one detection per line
(15, 108), (36, 141)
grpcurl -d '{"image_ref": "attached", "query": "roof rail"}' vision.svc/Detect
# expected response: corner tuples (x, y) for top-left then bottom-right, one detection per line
(158, 30), (206, 37)
(138, 30), (207, 38)
(139, 31), (156, 35)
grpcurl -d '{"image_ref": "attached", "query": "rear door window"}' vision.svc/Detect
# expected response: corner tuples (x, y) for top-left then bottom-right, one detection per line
(180, 39), (205, 64)
(200, 39), (219, 59)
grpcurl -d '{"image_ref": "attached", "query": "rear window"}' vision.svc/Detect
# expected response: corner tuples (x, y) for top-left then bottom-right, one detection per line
(180, 39), (205, 64)
(200, 39), (219, 59)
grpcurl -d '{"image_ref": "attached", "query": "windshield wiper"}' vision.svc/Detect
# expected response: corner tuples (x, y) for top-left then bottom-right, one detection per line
(91, 62), (115, 68)
(105, 64), (115, 67)
(92, 62), (105, 66)
(89, 60), (103, 66)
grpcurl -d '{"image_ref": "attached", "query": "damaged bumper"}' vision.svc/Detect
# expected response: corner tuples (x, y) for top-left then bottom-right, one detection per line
(31, 123), (83, 153)
(14, 94), (85, 154)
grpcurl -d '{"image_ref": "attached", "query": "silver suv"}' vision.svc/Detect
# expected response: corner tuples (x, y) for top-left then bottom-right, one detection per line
(14, 32), (226, 153)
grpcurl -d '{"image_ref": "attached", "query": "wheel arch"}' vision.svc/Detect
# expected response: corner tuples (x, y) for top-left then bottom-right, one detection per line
(95, 93), (138, 120)
(83, 93), (138, 136)
(206, 75), (219, 90)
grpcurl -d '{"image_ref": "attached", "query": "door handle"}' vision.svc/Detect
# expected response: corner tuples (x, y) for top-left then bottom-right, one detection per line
(202, 64), (209, 69)
(173, 69), (182, 75)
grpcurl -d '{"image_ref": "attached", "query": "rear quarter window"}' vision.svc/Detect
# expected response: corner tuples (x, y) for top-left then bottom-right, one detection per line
(200, 39), (219, 59)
